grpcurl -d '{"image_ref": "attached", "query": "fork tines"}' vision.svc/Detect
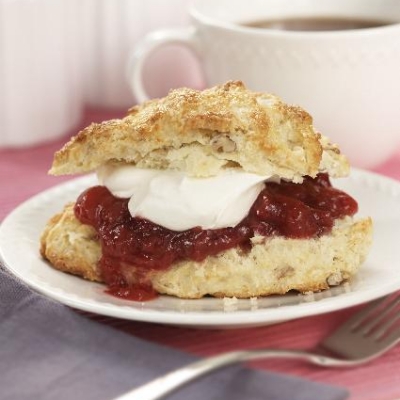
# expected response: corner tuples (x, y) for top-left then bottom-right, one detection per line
(322, 292), (400, 360)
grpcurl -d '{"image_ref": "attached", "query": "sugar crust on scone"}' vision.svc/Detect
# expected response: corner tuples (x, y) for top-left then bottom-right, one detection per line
(40, 204), (373, 299)
(49, 81), (349, 182)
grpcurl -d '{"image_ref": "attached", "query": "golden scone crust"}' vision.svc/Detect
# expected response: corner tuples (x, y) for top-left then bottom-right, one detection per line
(40, 204), (101, 282)
(40, 204), (373, 299)
(50, 81), (349, 181)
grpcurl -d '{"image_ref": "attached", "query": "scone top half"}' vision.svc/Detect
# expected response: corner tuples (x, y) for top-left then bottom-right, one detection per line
(50, 81), (349, 181)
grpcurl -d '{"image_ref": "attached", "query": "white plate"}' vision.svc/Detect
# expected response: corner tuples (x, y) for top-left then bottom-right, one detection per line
(1, 169), (400, 328)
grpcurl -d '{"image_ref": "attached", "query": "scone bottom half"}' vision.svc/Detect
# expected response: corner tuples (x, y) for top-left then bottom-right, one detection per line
(40, 81), (373, 301)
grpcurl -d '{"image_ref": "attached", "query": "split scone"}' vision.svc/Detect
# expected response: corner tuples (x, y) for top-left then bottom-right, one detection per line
(40, 81), (372, 300)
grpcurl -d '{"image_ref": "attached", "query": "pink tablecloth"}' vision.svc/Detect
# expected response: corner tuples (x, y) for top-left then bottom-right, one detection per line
(1, 108), (400, 400)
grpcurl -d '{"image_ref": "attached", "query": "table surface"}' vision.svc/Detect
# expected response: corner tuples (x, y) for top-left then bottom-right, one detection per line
(1, 108), (400, 400)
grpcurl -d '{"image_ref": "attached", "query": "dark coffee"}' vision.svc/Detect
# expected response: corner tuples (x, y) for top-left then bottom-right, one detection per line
(242, 16), (393, 31)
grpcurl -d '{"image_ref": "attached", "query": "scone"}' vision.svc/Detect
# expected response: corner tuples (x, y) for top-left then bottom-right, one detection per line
(40, 81), (372, 300)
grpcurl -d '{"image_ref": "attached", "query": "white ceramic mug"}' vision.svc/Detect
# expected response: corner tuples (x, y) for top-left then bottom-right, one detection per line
(0, 0), (84, 148)
(128, 0), (400, 169)
(82, 0), (202, 108)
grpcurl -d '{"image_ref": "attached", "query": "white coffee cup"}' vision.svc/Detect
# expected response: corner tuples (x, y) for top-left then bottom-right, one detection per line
(128, 0), (400, 169)
(0, 0), (84, 148)
(82, 0), (202, 108)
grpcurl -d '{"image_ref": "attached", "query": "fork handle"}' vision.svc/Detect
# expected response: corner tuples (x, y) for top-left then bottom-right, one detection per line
(113, 349), (356, 400)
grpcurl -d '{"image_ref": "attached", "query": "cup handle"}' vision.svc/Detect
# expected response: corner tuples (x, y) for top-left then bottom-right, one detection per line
(127, 27), (198, 104)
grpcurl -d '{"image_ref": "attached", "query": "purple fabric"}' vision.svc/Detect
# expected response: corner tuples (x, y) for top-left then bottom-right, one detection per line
(0, 266), (348, 400)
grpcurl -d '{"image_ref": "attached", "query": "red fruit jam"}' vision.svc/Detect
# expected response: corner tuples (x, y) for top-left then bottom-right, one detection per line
(74, 173), (357, 301)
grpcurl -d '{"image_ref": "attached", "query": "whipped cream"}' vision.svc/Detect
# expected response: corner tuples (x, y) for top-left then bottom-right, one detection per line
(97, 165), (276, 231)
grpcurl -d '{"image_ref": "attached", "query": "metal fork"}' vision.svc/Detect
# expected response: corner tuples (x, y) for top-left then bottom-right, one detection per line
(115, 292), (400, 400)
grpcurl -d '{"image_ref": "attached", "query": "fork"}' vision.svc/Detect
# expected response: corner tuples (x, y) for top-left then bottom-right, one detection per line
(115, 292), (400, 400)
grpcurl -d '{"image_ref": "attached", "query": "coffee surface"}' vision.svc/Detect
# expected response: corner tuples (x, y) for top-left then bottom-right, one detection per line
(242, 16), (393, 31)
